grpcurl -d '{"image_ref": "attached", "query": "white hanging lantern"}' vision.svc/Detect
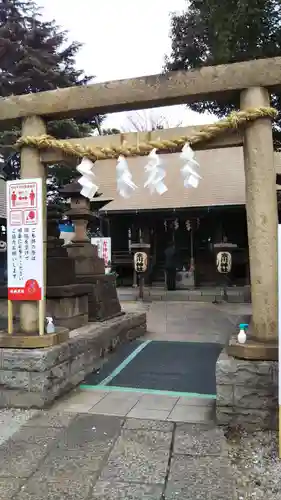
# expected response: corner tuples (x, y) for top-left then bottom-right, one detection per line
(180, 144), (202, 188)
(76, 157), (99, 200)
(144, 149), (167, 195)
(116, 155), (138, 198)
(216, 251), (232, 274)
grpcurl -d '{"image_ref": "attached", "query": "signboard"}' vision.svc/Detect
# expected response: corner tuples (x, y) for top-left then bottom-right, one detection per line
(7, 179), (44, 301)
(91, 237), (112, 271)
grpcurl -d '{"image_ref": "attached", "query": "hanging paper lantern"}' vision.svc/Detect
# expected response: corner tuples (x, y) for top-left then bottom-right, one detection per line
(144, 149), (168, 195)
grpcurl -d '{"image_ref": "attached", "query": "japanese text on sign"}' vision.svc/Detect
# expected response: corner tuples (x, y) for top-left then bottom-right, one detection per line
(91, 237), (112, 269)
(7, 179), (44, 301)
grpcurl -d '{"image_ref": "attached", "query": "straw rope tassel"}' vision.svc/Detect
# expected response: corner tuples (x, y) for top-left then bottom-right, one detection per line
(15, 107), (278, 162)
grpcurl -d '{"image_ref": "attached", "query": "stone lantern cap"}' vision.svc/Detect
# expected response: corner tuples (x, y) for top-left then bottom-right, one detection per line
(60, 181), (113, 209)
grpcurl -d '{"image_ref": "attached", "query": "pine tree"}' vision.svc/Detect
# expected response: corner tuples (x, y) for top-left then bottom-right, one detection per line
(0, 0), (104, 203)
(165, 0), (281, 146)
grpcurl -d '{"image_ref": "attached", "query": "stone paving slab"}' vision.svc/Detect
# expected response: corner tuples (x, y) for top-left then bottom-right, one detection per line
(90, 480), (163, 499)
(52, 387), (216, 423)
(55, 413), (123, 453)
(174, 423), (226, 456)
(123, 418), (174, 432)
(0, 408), (236, 500)
(165, 455), (235, 499)
(13, 472), (96, 500)
(100, 428), (172, 484)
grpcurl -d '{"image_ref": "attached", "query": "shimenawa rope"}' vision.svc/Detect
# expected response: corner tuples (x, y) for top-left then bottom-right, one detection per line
(15, 107), (277, 162)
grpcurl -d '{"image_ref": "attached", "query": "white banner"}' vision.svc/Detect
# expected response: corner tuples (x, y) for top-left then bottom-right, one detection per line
(7, 179), (44, 301)
(91, 237), (112, 271)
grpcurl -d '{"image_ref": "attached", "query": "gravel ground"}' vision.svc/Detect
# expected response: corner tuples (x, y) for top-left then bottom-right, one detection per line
(0, 408), (37, 445)
(226, 427), (281, 499)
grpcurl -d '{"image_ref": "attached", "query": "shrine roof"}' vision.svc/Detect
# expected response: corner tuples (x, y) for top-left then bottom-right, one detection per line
(92, 147), (281, 212)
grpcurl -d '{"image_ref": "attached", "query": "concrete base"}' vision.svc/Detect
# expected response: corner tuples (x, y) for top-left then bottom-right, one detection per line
(0, 327), (69, 348)
(0, 312), (146, 409)
(216, 350), (278, 430)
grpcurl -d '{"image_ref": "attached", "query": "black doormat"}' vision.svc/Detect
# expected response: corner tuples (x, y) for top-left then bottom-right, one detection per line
(82, 340), (222, 396)
(84, 340), (143, 386)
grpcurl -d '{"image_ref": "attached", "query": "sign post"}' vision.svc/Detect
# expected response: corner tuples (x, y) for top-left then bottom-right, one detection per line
(277, 224), (281, 458)
(6, 179), (44, 335)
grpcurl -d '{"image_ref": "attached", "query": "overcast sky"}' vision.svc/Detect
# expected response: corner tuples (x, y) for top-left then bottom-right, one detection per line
(36, 0), (216, 130)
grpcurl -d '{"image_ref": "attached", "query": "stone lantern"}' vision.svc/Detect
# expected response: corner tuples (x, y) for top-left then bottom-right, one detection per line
(60, 181), (121, 321)
(61, 182), (105, 276)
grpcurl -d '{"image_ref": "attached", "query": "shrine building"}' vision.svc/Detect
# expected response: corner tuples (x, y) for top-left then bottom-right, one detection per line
(92, 146), (281, 287)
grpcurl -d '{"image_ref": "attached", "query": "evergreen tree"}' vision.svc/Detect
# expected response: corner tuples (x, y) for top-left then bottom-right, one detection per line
(165, 0), (281, 145)
(0, 0), (105, 203)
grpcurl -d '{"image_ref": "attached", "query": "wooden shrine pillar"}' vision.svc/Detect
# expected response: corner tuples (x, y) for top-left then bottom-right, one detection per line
(229, 87), (278, 359)
(20, 116), (46, 333)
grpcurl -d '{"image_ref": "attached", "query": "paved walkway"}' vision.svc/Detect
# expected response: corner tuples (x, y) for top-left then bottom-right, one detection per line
(1, 412), (234, 499)
(0, 301), (249, 499)
(122, 299), (251, 343)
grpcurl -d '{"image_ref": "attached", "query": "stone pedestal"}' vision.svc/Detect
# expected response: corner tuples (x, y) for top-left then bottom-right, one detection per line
(79, 274), (121, 321)
(216, 350), (278, 430)
(61, 182), (121, 321)
(44, 204), (90, 329)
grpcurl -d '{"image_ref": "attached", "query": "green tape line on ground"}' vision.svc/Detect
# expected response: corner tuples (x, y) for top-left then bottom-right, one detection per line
(97, 340), (152, 386)
(80, 384), (216, 399)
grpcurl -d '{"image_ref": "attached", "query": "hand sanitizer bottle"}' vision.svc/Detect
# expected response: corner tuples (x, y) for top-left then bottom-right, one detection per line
(46, 317), (55, 334)
(237, 323), (248, 344)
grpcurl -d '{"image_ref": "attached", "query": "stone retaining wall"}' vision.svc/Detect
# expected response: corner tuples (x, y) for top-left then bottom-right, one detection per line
(216, 350), (278, 430)
(0, 312), (146, 409)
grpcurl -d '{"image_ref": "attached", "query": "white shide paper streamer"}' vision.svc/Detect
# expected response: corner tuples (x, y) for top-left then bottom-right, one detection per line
(180, 144), (201, 188)
(116, 155), (138, 198)
(77, 157), (99, 200)
(143, 149), (167, 195)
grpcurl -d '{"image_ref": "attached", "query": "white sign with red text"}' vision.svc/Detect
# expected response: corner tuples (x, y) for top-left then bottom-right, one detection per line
(91, 237), (111, 272)
(7, 179), (44, 301)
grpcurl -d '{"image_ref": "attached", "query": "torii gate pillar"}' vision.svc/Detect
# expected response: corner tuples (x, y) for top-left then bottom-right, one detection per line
(19, 116), (46, 333)
(229, 87), (278, 359)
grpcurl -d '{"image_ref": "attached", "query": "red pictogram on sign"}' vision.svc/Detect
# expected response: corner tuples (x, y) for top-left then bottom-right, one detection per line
(11, 190), (17, 207)
(29, 189), (35, 206)
(9, 183), (38, 210)
(24, 209), (38, 225)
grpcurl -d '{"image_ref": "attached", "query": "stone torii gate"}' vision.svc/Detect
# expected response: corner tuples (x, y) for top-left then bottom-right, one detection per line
(0, 56), (281, 366)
